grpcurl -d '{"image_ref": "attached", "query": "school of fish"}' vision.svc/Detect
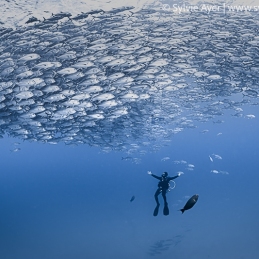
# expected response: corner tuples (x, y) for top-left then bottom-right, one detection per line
(0, 6), (258, 151)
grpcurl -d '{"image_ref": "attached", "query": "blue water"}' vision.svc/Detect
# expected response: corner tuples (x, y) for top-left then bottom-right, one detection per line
(0, 103), (259, 259)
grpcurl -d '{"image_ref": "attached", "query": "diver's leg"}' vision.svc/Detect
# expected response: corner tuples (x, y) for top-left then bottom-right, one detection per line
(154, 189), (161, 205)
(153, 189), (161, 216)
(162, 190), (167, 204)
(162, 190), (169, 216)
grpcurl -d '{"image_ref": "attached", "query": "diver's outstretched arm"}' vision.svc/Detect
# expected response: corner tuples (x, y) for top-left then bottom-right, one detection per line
(147, 171), (161, 180)
(168, 172), (184, 180)
(168, 175), (179, 180)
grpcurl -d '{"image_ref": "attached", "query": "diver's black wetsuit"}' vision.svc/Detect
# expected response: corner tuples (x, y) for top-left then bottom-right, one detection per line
(151, 174), (179, 206)
(151, 174), (179, 216)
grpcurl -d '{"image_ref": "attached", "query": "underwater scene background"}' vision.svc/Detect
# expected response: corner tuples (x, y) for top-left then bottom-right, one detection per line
(0, 0), (259, 258)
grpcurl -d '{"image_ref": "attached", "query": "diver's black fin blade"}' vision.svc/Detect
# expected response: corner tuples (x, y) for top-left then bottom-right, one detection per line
(153, 205), (160, 216)
(163, 204), (169, 216)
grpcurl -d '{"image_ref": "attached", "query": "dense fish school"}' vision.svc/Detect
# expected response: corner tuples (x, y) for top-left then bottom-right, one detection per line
(0, 6), (258, 151)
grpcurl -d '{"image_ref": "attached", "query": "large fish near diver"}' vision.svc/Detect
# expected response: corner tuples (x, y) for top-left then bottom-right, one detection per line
(179, 194), (199, 214)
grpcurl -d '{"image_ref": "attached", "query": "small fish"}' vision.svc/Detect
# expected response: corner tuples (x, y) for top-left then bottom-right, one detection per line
(209, 155), (213, 162)
(213, 120), (224, 124)
(92, 93), (114, 102)
(173, 160), (187, 164)
(213, 154), (222, 160)
(57, 67), (77, 75)
(130, 196), (135, 202)
(219, 171), (229, 175)
(122, 156), (133, 160)
(161, 157), (170, 161)
(179, 194), (199, 214)
(19, 53), (40, 61)
(15, 91), (34, 100)
(10, 148), (21, 152)
(120, 93), (138, 99)
(246, 114), (256, 119)
(25, 17), (40, 24)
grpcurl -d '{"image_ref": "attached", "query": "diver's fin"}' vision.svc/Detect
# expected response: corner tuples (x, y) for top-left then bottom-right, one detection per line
(153, 205), (160, 217)
(163, 203), (169, 216)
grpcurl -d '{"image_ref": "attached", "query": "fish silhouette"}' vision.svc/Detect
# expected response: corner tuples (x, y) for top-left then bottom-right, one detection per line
(180, 194), (199, 214)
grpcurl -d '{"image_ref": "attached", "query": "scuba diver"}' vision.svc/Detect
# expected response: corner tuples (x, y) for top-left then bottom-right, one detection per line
(148, 171), (183, 216)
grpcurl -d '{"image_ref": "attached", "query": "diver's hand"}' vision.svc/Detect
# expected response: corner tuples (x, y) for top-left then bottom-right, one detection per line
(147, 171), (152, 175)
(178, 172), (184, 176)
